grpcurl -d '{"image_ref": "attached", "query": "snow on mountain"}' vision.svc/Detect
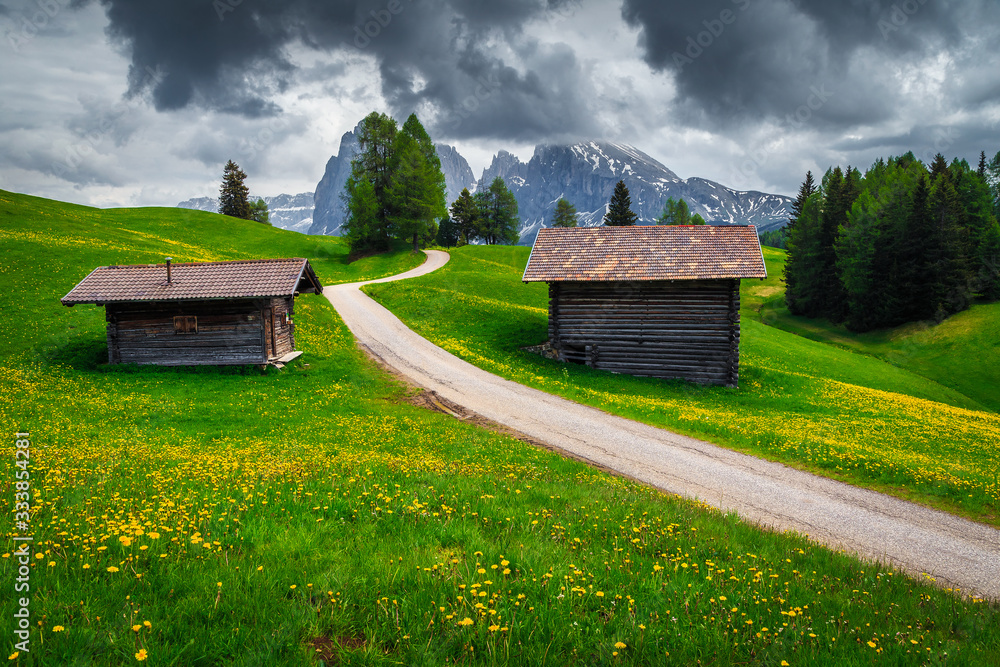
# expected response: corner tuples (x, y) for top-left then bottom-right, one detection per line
(176, 193), (315, 233)
(475, 141), (791, 246)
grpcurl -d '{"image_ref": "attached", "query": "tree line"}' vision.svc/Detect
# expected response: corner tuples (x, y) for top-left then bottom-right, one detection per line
(541, 180), (706, 230)
(784, 152), (1000, 332)
(342, 111), (524, 252)
(336, 114), (724, 251)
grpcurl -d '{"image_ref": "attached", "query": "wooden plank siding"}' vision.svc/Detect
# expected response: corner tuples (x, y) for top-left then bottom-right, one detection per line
(106, 300), (274, 366)
(268, 297), (295, 358)
(548, 279), (741, 387)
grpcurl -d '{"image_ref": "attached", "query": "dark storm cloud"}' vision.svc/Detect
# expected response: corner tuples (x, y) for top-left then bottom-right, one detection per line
(831, 121), (999, 165)
(621, 0), (1000, 129)
(88, 0), (596, 140)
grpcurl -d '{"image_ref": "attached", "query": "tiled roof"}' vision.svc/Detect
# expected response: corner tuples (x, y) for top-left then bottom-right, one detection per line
(61, 258), (323, 305)
(522, 226), (767, 282)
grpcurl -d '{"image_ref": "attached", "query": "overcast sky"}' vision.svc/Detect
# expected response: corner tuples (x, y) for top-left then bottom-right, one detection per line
(2, 0), (998, 208)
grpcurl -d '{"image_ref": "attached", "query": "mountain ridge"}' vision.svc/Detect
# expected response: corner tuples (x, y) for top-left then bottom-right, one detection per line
(179, 136), (792, 243)
(474, 141), (791, 245)
(177, 193), (315, 233)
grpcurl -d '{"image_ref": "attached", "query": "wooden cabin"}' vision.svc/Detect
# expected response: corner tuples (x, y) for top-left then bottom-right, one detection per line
(61, 258), (323, 366)
(522, 226), (766, 387)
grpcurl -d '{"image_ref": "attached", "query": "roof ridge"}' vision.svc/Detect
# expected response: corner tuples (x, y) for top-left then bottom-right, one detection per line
(101, 258), (306, 269)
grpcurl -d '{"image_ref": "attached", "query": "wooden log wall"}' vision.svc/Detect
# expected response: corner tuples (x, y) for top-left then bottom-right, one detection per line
(548, 279), (742, 387)
(268, 297), (295, 358)
(105, 300), (266, 366)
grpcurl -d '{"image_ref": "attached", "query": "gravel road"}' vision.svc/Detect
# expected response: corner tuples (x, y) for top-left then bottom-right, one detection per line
(327, 250), (1000, 601)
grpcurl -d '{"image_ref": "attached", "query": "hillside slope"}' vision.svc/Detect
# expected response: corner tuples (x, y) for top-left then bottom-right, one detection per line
(367, 245), (999, 527)
(749, 248), (1000, 414)
(2, 190), (997, 665)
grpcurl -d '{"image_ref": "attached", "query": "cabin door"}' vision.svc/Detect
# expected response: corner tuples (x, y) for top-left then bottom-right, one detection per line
(263, 308), (275, 359)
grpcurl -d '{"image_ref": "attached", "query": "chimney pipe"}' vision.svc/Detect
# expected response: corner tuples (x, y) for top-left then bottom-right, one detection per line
(165, 257), (172, 284)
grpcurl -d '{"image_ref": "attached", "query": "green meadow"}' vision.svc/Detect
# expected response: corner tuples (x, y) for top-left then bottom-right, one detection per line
(366, 246), (1000, 526)
(752, 249), (1000, 414)
(1, 190), (997, 665)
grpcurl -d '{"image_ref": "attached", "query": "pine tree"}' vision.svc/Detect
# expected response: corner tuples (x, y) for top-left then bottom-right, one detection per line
(896, 174), (937, 322)
(836, 188), (882, 331)
(978, 151), (988, 180)
(348, 112), (399, 249)
(388, 133), (438, 252)
(784, 192), (825, 316)
(218, 160), (251, 219)
(551, 198), (578, 227)
(816, 167), (857, 321)
(604, 181), (638, 226)
(977, 221), (1000, 300)
(436, 216), (459, 248)
(474, 178), (520, 245)
(449, 188), (481, 245)
(394, 114), (447, 250)
(657, 197), (690, 225)
(343, 111), (448, 253)
(986, 151), (1000, 217)
(929, 153), (950, 181)
(788, 171), (816, 231)
(342, 174), (381, 253)
(927, 172), (970, 318)
(691, 213), (706, 225)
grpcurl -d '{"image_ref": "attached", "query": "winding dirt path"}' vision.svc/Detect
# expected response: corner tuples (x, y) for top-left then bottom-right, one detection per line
(327, 250), (1000, 600)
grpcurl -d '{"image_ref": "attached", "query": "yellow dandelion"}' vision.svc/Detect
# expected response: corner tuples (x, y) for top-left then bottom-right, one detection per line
(106, 566), (119, 573)
(458, 617), (474, 626)
(867, 641), (877, 648)
(8, 653), (18, 660)
(52, 626), (65, 632)
(614, 641), (626, 649)
(132, 624), (142, 632)
(135, 648), (147, 661)
(119, 536), (132, 547)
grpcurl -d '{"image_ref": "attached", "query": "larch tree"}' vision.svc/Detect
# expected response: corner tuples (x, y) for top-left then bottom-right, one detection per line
(249, 199), (270, 225)
(551, 198), (578, 228)
(657, 197), (686, 225)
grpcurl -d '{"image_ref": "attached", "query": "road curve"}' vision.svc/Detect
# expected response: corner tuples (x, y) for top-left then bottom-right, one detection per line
(327, 250), (1000, 600)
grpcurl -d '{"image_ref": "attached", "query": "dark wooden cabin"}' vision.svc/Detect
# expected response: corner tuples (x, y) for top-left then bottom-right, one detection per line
(522, 226), (766, 387)
(61, 258), (323, 366)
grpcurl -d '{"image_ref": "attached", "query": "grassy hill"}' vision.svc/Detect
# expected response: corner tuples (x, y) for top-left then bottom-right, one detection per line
(750, 248), (1000, 414)
(1, 190), (997, 665)
(366, 245), (1000, 527)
